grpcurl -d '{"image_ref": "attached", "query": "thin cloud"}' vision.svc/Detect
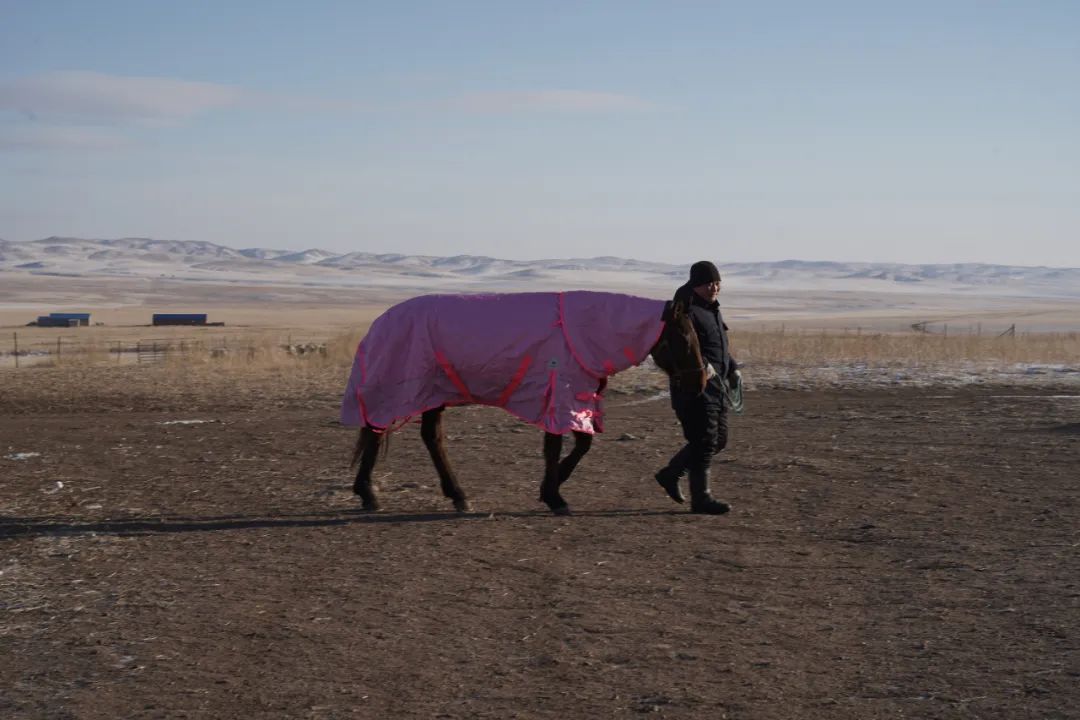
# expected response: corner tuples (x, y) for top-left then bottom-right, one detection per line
(0, 125), (131, 151)
(452, 90), (654, 113)
(0, 70), (248, 122)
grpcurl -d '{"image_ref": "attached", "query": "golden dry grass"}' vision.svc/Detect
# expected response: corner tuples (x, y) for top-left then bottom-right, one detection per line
(4, 325), (1079, 376)
(2, 328), (1077, 423)
(733, 329), (1080, 367)
(1, 326), (370, 370)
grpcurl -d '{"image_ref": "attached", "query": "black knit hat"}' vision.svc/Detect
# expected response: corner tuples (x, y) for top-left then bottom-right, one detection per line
(688, 260), (721, 286)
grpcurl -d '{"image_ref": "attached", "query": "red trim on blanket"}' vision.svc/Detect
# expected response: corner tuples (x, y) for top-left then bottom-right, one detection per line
(558, 292), (605, 380)
(354, 347), (377, 429)
(495, 354), (533, 407)
(622, 346), (638, 364)
(385, 415), (415, 433)
(434, 350), (475, 403)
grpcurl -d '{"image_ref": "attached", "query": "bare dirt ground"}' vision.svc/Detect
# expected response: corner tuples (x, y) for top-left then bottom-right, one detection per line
(1, 364), (1078, 719)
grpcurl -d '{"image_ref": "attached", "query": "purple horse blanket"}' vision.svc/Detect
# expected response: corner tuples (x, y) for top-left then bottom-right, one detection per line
(341, 291), (666, 435)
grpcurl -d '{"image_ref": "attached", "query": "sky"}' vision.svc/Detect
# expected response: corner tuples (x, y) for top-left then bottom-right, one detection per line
(1, 1), (1078, 267)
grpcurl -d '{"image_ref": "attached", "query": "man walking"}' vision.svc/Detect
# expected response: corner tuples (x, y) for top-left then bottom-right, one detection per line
(655, 260), (739, 514)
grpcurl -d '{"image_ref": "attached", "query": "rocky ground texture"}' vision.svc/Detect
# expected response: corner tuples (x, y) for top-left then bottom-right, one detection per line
(1, 363), (1078, 719)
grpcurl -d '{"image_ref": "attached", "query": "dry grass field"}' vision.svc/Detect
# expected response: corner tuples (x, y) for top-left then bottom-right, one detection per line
(4, 273), (1079, 371)
(4, 322), (1078, 387)
(2, 283), (1079, 718)
(738, 328), (1080, 367)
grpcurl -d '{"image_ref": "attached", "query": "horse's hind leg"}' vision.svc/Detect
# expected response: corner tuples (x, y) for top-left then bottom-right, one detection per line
(420, 407), (470, 512)
(539, 432), (570, 515)
(352, 426), (382, 511)
(557, 431), (593, 487)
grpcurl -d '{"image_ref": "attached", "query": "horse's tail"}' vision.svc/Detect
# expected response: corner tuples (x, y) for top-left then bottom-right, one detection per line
(349, 431), (366, 469)
(349, 427), (391, 468)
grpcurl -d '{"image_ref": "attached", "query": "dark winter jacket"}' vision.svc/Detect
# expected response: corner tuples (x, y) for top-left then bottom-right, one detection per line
(687, 290), (737, 382)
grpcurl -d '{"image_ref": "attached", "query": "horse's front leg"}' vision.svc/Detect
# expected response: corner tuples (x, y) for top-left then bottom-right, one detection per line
(557, 431), (593, 487)
(352, 426), (382, 511)
(540, 432), (570, 515)
(420, 406), (470, 512)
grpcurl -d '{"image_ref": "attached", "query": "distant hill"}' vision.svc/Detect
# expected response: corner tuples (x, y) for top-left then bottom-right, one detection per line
(1, 236), (1078, 298)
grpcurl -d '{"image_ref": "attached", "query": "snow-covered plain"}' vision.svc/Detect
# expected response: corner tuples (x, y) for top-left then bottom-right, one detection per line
(2, 237), (1079, 349)
(3, 236), (1079, 299)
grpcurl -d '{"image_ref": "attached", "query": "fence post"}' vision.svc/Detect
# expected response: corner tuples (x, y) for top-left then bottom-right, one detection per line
(13, 332), (18, 369)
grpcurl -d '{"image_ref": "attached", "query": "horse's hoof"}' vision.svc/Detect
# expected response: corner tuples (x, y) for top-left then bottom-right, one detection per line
(539, 489), (570, 515)
(453, 498), (471, 513)
(361, 500), (381, 512)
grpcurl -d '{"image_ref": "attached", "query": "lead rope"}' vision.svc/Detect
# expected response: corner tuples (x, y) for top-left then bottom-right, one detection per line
(718, 371), (745, 415)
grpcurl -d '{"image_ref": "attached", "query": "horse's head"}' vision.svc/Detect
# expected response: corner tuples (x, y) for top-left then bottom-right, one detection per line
(650, 292), (707, 393)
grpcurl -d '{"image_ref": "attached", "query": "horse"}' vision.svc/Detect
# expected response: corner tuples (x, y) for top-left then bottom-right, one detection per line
(341, 290), (705, 515)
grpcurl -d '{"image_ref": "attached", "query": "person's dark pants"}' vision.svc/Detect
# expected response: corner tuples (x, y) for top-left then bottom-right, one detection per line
(665, 389), (728, 476)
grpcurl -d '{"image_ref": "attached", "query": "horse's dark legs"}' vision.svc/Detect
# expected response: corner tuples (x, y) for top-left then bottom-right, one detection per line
(540, 431), (594, 514)
(557, 431), (593, 486)
(539, 432), (571, 515)
(420, 407), (470, 512)
(352, 426), (382, 511)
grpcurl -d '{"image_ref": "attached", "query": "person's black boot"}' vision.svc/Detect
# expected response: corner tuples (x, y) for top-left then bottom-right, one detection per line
(655, 446), (691, 504)
(688, 468), (731, 515)
(654, 467), (685, 504)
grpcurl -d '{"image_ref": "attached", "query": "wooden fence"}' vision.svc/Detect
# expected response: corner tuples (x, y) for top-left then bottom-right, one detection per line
(1, 332), (327, 369)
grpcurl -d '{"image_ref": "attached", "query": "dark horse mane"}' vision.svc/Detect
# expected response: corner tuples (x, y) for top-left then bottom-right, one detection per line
(650, 288), (708, 395)
(347, 295), (705, 515)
